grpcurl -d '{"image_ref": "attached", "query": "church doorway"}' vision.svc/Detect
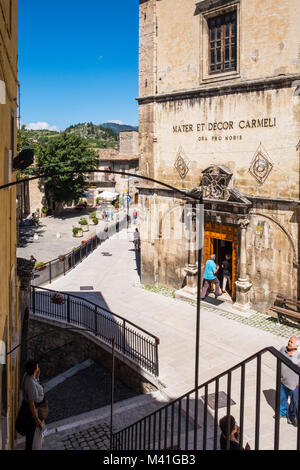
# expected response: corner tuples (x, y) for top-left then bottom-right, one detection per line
(204, 222), (238, 299)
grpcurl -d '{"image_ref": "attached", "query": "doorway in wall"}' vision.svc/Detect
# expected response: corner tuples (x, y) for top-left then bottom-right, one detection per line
(204, 222), (238, 299)
(212, 238), (233, 295)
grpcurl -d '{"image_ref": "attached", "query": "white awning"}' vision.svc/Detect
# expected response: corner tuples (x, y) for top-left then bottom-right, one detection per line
(98, 191), (119, 201)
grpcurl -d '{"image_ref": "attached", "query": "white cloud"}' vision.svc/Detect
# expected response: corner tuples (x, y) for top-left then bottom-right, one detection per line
(25, 122), (60, 132)
(107, 120), (124, 125)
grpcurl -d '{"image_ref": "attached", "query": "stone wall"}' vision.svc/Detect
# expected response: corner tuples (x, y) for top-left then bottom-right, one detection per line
(27, 318), (157, 394)
(119, 131), (139, 155)
(247, 202), (300, 310)
(151, 0), (300, 94)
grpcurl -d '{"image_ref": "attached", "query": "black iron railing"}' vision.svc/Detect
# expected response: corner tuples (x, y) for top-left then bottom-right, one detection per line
(111, 347), (300, 450)
(30, 286), (160, 377)
(32, 214), (128, 287)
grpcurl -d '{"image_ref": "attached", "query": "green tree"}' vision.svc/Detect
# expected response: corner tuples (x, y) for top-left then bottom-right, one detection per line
(17, 125), (34, 152)
(36, 132), (98, 213)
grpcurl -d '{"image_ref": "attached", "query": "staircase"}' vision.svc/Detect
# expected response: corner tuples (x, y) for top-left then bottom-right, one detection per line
(111, 347), (300, 450)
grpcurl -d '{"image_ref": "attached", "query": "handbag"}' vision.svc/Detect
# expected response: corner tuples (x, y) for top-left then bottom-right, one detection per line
(15, 400), (31, 436)
(32, 426), (44, 450)
(37, 396), (49, 421)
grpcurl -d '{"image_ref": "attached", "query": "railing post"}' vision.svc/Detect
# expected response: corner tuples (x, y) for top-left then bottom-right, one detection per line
(67, 295), (70, 324)
(49, 261), (52, 284)
(155, 339), (159, 377)
(123, 319), (126, 354)
(94, 305), (98, 336)
(32, 286), (36, 314)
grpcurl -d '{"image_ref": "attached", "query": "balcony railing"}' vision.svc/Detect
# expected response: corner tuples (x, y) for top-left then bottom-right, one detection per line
(111, 347), (300, 450)
(30, 286), (160, 377)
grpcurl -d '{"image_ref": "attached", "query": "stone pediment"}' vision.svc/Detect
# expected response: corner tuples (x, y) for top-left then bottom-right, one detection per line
(189, 165), (251, 205)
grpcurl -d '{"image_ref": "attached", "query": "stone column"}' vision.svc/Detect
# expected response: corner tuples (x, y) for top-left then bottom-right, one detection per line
(175, 205), (198, 300)
(234, 219), (253, 311)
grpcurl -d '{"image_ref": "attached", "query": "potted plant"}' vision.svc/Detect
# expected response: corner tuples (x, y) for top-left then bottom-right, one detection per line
(51, 292), (65, 305)
(96, 197), (100, 206)
(89, 212), (98, 225)
(72, 227), (83, 238)
(31, 214), (39, 226)
(91, 217), (98, 225)
(78, 217), (89, 232)
(41, 207), (47, 218)
(34, 261), (46, 271)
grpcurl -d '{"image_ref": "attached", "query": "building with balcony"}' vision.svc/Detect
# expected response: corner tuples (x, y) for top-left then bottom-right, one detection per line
(0, 0), (21, 450)
(138, 0), (300, 311)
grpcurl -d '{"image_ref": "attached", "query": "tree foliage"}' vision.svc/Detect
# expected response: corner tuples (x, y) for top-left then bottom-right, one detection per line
(36, 132), (98, 206)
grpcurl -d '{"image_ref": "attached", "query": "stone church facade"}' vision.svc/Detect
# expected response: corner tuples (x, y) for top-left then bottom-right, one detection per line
(137, 0), (300, 311)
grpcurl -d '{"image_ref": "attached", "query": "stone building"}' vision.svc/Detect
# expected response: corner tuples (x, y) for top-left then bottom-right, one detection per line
(0, 0), (22, 449)
(87, 130), (140, 205)
(138, 0), (300, 311)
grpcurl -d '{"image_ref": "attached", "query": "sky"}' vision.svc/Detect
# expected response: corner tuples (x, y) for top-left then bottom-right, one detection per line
(18, 0), (139, 131)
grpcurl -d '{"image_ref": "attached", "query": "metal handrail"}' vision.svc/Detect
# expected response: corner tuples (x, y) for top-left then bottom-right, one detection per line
(111, 346), (300, 450)
(30, 285), (160, 376)
(32, 286), (160, 344)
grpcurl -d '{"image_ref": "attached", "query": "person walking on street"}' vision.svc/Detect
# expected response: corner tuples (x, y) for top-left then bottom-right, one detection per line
(133, 209), (138, 224)
(278, 336), (300, 426)
(222, 254), (232, 293)
(201, 254), (222, 299)
(30, 255), (36, 280)
(133, 228), (140, 250)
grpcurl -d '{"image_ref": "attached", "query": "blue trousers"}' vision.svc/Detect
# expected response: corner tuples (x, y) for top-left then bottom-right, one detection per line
(280, 383), (296, 419)
(291, 386), (299, 418)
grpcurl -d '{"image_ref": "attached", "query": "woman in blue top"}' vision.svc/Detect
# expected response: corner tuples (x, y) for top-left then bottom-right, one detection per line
(201, 254), (222, 299)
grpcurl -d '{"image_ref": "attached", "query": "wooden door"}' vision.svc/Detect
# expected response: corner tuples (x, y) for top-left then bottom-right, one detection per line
(204, 222), (238, 298)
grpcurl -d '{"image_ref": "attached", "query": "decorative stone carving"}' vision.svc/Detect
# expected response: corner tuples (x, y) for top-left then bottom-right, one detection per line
(174, 147), (190, 179)
(249, 144), (273, 184)
(237, 218), (250, 229)
(202, 165), (232, 200)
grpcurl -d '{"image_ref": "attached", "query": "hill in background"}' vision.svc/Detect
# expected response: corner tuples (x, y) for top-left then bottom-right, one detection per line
(101, 122), (138, 134)
(64, 122), (118, 148)
(23, 121), (138, 149)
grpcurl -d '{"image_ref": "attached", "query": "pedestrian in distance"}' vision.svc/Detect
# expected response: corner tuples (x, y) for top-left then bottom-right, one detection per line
(133, 228), (140, 250)
(277, 336), (300, 426)
(222, 254), (232, 293)
(133, 209), (138, 224)
(219, 415), (251, 450)
(201, 254), (222, 300)
(30, 255), (36, 280)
